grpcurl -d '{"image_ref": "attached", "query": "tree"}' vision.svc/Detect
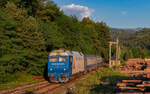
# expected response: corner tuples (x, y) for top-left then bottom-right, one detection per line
(0, 1), (112, 84)
(2, 2), (47, 76)
(0, 7), (26, 83)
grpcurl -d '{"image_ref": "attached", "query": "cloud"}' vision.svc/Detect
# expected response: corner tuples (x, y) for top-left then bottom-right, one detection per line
(121, 11), (127, 15)
(61, 4), (94, 19)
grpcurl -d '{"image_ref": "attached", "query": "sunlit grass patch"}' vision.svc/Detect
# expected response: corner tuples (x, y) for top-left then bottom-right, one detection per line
(68, 68), (128, 94)
(25, 87), (37, 91)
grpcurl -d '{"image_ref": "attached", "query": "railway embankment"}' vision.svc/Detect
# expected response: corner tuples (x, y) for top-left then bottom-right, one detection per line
(0, 66), (105, 94)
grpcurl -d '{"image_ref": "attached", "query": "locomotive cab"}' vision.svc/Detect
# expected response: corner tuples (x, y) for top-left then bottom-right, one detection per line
(48, 55), (73, 83)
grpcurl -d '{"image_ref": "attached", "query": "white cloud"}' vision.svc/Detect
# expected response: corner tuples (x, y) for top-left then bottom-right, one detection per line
(61, 4), (94, 19)
(121, 11), (127, 15)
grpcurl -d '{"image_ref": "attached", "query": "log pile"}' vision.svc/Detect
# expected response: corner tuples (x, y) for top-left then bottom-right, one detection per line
(119, 59), (150, 71)
(115, 59), (150, 93)
(145, 59), (150, 71)
(118, 59), (150, 77)
(121, 59), (146, 71)
(116, 80), (150, 93)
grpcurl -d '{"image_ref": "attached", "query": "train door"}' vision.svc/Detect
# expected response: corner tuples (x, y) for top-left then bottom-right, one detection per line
(69, 56), (73, 77)
(84, 56), (87, 73)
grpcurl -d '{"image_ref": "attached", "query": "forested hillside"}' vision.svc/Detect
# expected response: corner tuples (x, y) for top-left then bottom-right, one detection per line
(111, 28), (150, 61)
(0, 0), (111, 84)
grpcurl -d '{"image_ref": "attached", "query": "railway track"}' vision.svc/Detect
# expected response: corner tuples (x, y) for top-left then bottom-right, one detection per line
(0, 78), (72, 94)
(0, 66), (105, 94)
(0, 80), (48, 94)
(30, 71), (97, 94)
(37, 67), (105, 94)
(32, 83), (62, 94)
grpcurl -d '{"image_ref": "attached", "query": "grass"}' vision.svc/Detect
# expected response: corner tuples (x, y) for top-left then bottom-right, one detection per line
(0, 72), (43, 90)
(68, 68), (128, 94)
(25, 87), (37, 91)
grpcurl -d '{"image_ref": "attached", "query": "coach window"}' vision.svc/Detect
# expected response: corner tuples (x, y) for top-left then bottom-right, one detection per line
(59, 56), (67, 62)
(49, 57), (57, 62)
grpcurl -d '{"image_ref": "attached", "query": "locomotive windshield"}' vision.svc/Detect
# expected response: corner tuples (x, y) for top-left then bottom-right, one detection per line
(49, 56), (68, 63)
(59, 56), (67, 62)
(49, 56), (57, 62)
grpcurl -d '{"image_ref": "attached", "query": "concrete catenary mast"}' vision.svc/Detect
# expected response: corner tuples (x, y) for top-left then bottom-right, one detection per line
(109, 37), (120, 68)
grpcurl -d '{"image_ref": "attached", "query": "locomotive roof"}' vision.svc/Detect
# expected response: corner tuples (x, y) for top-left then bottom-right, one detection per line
(49, 49), (84, 56)
(84, 55), (102, 58)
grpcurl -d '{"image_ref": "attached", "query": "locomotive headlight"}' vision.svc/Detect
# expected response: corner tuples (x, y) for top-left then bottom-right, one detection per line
(64, 68), (66, 71)
(50, 68), (52, 71)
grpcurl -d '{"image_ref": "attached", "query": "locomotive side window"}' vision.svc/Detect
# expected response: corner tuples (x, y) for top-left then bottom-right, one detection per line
(49, 57), (57, 62)
(59, 56), (67, 62)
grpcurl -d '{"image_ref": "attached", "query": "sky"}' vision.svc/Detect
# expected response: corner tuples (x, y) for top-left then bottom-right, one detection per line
(53, 0), (150, 28)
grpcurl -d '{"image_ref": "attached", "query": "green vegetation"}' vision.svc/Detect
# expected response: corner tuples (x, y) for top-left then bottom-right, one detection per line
(0, 72), (42, 89)
(68, 68), (128, 94)
(25, 87), (37, 91)
(0, 0), (111, 84)
(111, 28), (150, 63)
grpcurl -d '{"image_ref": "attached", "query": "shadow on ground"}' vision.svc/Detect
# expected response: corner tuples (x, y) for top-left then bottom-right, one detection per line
(90, 84), (114, 94)
(90, 75), (128, 94)
(24, 91), (35, 94)
(43, 64), (49, 81)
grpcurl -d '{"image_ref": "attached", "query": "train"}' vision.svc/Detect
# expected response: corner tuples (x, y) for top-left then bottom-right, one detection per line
(48, 49), (103, 83)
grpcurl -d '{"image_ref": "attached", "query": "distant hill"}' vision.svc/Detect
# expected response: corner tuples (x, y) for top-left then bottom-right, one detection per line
(110, 28), (150, 57)
(110, 28), (135, 41)
(110, 28), (143, 32)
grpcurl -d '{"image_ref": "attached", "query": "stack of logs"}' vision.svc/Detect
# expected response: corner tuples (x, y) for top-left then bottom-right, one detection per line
(115, 59), (150, 93)
(116, 80), (150, 94)
(119, 59), (150, 78)
(119, 59), (147, 71)
(145, 59), (150, 79)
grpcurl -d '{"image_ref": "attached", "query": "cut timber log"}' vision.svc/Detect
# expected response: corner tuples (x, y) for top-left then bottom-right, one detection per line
(145, 69), (150, 72)
(146, 74), (150, 78)
(117, 92), (143, 94)
(137, 84), (150, 87)
(119, 87), (145, 91)
(145, 93), (150, 94)
(136, 84), (145, 87)
(122, 80), (142, 83)
(143, 81), (150, 84)
(117, 83), (135, 87)
(117, 83), (126, 87)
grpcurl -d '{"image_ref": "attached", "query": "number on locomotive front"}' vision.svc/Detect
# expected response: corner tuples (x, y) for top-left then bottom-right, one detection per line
(48, 56), (73, 83)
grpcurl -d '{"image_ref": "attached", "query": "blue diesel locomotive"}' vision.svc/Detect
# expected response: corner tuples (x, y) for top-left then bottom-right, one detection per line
(48, 49), (102, 83)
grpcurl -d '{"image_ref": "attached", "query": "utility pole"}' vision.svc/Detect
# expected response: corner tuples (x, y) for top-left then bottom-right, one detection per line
(109, 43), (112, 68)
(118, 45), (121, 65)
(109, 37), (120, 68)
(116, 38), (119, 66)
